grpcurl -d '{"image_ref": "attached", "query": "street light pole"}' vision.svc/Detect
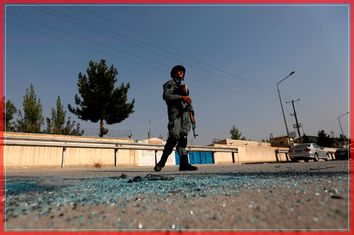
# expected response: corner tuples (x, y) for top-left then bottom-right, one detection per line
(276, 71), (295, 146)
(338, 111), (349, 138)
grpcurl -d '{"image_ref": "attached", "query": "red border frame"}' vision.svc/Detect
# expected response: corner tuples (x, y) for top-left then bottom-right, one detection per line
(0, 0), (4, 234)
(0, 0), (352, 235)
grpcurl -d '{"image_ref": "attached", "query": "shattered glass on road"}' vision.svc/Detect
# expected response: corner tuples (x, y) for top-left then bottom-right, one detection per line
(5, 161), (350, 231)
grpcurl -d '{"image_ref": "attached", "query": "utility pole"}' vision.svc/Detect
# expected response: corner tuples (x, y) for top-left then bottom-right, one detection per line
(147, 120), (152, 139)
(286, 98), (301, 140)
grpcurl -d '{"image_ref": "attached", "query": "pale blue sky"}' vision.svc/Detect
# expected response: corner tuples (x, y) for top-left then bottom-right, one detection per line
(5, 4), (349, 145)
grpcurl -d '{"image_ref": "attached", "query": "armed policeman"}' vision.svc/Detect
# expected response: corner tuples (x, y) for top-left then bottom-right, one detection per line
(154, 65), (198, 172)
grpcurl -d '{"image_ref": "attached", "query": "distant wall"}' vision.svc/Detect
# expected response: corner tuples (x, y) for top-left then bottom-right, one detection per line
(4, 134), (291, 168)
(5, 145), (63, 167)
(4, 132), (134, 167)
(213, 139), (288, 164)
(136, 138), (176, 166)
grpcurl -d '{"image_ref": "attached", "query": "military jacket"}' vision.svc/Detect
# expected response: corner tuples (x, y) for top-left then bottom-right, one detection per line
(163, 78), (185, 120)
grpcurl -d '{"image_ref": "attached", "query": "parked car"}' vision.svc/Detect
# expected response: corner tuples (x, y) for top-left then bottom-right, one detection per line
(289, 143), (329, 162)
(335, 147), (349, 160)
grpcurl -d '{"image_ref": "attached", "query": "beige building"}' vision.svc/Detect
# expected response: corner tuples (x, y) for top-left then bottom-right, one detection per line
(270, 135), (293, 147)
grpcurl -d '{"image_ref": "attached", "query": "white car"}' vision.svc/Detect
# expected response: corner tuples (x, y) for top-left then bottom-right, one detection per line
(289, 143), (329, 162)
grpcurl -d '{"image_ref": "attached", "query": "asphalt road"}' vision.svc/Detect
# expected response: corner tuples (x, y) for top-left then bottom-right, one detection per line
(4, 160), (350, 232)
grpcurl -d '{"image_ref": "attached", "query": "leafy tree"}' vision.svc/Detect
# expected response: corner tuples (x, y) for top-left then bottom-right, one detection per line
(4, 99), (17, 131)
(46, 96), (65, 134)
(317, 130), (330, 147)
(68, 59), (135, 137)
(63, 117), (84, 136)
(46, 96), (83, 136)
(230, 125), (246, 140)
(16, 84), (43, 133)
(301, 134), (310, 143)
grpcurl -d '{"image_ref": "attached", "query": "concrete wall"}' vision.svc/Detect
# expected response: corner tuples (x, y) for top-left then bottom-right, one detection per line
(136, 138), (176, 166)
(4, 132), (135, 167)
(3, 134), (290, 168)
(5, 145), (63, 167)
(213, 139), (288, 164)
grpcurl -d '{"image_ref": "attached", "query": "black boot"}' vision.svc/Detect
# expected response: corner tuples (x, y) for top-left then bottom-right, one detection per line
(179, 163), (198, 171)
(154, 136), (178, 172)
(154, 161), (165, 172)
(179, 155), (198, 171)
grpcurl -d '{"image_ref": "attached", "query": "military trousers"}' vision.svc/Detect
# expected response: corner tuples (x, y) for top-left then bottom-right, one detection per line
(159, 111), (191, 165)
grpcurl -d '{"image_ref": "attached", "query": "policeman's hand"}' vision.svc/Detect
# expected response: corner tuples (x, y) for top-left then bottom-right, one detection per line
(181, 96), (192, 105)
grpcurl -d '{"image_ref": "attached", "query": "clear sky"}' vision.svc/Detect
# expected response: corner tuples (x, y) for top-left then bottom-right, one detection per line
(5, 4), (349, 145)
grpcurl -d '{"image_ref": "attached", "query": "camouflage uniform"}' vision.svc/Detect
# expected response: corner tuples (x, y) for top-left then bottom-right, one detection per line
(154, 65), (197, 172)
(162, 77), (191, 157)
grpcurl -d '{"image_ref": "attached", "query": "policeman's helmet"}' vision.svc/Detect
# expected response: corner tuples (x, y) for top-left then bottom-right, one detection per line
(170, 65), (186, 78)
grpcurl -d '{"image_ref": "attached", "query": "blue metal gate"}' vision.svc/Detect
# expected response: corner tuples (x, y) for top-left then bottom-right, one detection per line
(175, 152), (214, 165)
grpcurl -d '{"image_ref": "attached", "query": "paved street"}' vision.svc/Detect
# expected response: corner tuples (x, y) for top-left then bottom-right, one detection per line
(4, 160), (350, 231)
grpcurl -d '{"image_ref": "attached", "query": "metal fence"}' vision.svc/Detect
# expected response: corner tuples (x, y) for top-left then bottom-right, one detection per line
(81, 128), (133, 138)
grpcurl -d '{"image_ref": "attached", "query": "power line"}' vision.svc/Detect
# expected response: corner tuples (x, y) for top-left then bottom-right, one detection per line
(297, 102), (334, 123)
(75, 6), (278, 97)
(7, 10), (277, 101)
(7, 11), (172, 69)
(33, 6), (276, 99)
(32, 6), (182, 64)
(6, 21), (170, 75)
(7, 20), (273, 102)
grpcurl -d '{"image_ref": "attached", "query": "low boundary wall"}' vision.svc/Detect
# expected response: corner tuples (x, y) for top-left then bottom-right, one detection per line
(2, 133), (238, 168)
(212, 139), (289, 164)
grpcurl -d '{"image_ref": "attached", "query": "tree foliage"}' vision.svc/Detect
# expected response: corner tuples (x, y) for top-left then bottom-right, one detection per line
(46, 96), (65, 134)
(68, 59), (135, 137)
(46, 96), (83, 136)
(301, 134), (310, 143)
(16, 84), (43, 133)
(317, 130), (330, 147)
(4, 99), (17, 131)
(230, 125), (246, 140)
(63, 117), (84, 136)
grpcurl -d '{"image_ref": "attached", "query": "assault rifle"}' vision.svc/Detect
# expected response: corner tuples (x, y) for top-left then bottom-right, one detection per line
(179, 84), (198, 138)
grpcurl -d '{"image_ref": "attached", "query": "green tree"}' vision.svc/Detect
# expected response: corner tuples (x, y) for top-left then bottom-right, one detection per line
(68, 59), (135, 137)
(230, 125), (246, 140)
(302, 134), (313, 143)
(317, 130), (330, 147)
(16, 84), (43, 133)
(46, 96), (65, 134)
(4, 99), (17, 131)
(46, 96), (84, 136)
(63, 117), (84, 136)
